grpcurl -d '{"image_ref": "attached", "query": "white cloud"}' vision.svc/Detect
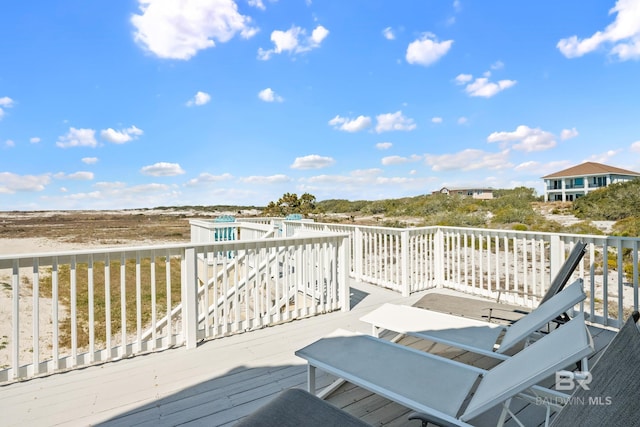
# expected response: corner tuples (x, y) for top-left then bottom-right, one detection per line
(381, 154), (422, 165)
(0, 96), (14, 120)
(258, 88), (283, 102)
(431, 117), (443, 124)
(186, 91), (211, 106)
(490, 60), (504, 70)
(54, 171), (95, 180)
(557, 0), (640, 61)
(0, 172), (50, 193)
(376, 142), (393, 150)
(631, 141), (640, 152)
(351, 168), (383, 177)
(131, 0), (258, 60)
(240, 174), (291, 184)
(290, 154), (335, 170)
(310, 25), (329, 46)
(100, 125), (144, 144)
(375, 111), (416, 133)
(425, 149), (512, 172)
(140, 162), (186, 176)
(5, 140), (15, 148)
(487, 125), (556, 152)
(57, 127), (98, 148)
(82, 157), (99, 164)
(586, 150), (621, 163)
(560, 127), (579, 140)
(514, 161), (541, 172)
(185, 172), (233, 186)
(456, 73), (517, 97)
(454, 74), (473, 84)
(328, 115), (372, 132)
(532, 160), (575, 177)
(303, 169), (420, 188)
(457, 116), (468, 125)
(406, 33), (453, 66)
(382, 27), (395, 40)
(30, 137), (41, 144)
(258, 25), (329, 60)
(247, 0), (265, 10)
(56, 181), (180, 208)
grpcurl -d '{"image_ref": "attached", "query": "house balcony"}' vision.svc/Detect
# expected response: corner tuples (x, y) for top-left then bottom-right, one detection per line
(0, 219), (636, 426)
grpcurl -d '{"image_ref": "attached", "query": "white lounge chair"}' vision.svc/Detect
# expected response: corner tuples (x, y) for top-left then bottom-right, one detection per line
(360, 278), (586, 360)
(295, 314), (593, 427)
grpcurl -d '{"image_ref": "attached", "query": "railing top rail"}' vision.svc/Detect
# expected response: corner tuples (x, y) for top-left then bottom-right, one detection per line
(237, 222), (274, 232)
(0, 231), (350, 267)
(188, 219), (242, 229)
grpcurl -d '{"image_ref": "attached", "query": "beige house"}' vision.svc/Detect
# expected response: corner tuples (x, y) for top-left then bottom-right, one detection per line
(542, 161), (640, 202)
(434, 187), (494, 200)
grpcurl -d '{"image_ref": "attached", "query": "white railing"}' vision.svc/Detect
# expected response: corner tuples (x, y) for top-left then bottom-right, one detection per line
(2, 218), (639, 383)
(0, 233), (350, 383)
(285, 221), (640, 328)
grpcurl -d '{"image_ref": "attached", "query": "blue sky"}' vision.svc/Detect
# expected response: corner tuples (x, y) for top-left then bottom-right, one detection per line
(1, 0), (640, 210)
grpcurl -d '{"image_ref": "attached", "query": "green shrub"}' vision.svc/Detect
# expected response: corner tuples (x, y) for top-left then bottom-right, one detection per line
(573, 179), (640, 220)
(612, 216), (640, 237)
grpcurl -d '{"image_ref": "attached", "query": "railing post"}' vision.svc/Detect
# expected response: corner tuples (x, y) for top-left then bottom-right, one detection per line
(549, 235), (561, 285)
(182, 247), (198, 349)
(339, 235), (351, 312)
(354, 227), (363, 281)
(435, 228), (445, 287)
(401, 230), (410, 296)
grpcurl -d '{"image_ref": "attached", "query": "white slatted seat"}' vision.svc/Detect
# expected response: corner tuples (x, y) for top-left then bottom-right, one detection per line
(360, 279), (585, 360)
(295, 315), (593, 427)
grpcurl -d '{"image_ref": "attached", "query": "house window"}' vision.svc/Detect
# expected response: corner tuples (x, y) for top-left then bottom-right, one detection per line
(574, 178), (583, 186)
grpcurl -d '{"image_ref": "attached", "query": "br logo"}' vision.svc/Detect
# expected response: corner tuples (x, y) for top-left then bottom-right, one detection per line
(555, 370), (592, 391)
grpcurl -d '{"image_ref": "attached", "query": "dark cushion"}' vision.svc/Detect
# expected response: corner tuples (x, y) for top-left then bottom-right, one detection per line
(551, 312), (640, 426)
(235, 388), (371, 427)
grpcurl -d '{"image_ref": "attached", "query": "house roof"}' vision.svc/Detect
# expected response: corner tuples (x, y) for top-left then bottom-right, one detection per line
(542, 162), (640, 179)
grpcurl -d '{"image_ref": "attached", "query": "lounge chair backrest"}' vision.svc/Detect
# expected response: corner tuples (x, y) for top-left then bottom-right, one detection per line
(461, 314), (593, 421)
(497, 279), (586, 353)
(539, 242), (587, 305)
(550, 312), (640, 426)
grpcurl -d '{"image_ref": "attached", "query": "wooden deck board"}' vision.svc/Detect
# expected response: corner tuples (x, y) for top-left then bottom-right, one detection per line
(0, 281), (617, 427)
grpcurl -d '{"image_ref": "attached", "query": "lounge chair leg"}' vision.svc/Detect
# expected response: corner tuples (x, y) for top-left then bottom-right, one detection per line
(498, 398), (526, 427)
(544, 403), (552, 427)
(497, 398), (510, 427)
(307, 365), (316, 394)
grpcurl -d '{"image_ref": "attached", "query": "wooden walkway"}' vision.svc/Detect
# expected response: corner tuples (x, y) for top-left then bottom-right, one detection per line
(0, 280), (615, 427)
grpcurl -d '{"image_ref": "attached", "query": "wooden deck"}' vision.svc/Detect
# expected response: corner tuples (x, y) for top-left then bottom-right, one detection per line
(0, 280), (615, 427)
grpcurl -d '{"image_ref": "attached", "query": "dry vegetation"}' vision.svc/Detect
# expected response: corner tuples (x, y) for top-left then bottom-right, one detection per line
(0, 210), (193, 244)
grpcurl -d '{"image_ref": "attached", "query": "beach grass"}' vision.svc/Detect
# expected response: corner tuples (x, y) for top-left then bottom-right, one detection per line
(40, 257), (183, 349)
